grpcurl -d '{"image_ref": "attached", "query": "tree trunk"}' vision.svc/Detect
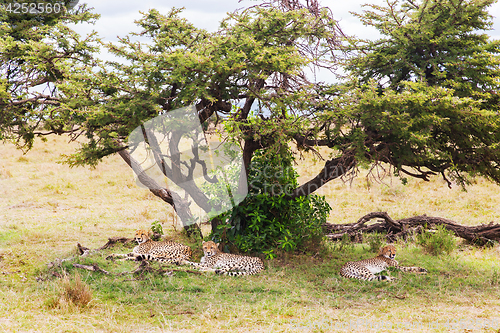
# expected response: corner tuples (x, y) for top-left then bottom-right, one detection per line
(117, 149), (202, 238)
(324, 211), (500, 245)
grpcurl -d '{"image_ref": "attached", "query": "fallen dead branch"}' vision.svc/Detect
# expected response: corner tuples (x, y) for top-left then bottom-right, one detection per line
(73, 263), (110, 275)
(72, 260), (203, 276)
(48, 236), (136, 269)
(97, 237), (135, 250)
(324, 211), (500, 245)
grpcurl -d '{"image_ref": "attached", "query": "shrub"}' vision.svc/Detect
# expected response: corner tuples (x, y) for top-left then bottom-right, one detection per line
(215, 192), (330, 258)
(61, 274), (93, 308)
(150, 220), (164, 240)
(417, 225), (456, 255)
(208, 148), (331, 258)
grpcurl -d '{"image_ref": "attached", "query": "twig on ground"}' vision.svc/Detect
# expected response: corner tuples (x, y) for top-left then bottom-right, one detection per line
(73, 263), (110, 275)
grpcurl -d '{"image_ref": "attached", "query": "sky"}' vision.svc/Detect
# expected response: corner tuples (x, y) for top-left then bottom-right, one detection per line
(72, 0), (500, 82)
(74, 0), (499, 41)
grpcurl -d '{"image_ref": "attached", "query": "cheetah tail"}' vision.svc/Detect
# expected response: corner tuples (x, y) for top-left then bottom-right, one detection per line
(215, 269), (262, 276)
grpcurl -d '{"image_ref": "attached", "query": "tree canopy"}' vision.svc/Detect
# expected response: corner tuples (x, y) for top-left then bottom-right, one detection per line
(0, 1), (99, 148)
(338, 0), (500, 186)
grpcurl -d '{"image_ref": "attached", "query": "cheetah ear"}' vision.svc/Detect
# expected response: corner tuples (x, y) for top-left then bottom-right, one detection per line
(147, 229), (153, 237)
(202, 241), (206, 244)
(216, 243), (220, 248)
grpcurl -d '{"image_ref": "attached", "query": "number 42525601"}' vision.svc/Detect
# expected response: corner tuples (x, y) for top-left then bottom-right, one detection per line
(1, 2), (64, 14)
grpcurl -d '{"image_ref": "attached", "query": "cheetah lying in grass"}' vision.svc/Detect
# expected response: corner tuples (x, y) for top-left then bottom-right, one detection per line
(106, 229), (192, 264)
(183, 241), (264, 276)
(340, 245), (427, 281)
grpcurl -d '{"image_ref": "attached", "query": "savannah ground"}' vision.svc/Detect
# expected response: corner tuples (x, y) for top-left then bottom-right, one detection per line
(1, 135), (500, 332)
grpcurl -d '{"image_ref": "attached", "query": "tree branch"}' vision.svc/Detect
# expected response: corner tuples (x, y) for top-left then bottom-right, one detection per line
(290, 153), (356, 198)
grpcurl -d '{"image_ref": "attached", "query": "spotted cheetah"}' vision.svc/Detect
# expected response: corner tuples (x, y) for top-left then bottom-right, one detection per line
(106, 229), (192, 264)
(183, 241), (264, 276)
(340, 245), (427, 281)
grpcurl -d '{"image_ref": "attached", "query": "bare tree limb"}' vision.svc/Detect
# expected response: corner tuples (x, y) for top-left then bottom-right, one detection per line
(290, 153), (356, 198)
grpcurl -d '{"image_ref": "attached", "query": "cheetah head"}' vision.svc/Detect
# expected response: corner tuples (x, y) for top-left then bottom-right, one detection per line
(134, 229), (151, 244)
(379, 245), (396, 259)
(202, 241), (220, 258)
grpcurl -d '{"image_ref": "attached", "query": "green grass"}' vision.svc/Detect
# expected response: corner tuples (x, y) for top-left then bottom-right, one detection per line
(1, 136), (500, 332)
(14, 243), (498, 332)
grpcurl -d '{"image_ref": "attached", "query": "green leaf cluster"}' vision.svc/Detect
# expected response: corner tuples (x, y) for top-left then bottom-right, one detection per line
(0, 1), (99, 150)
(58, 5), (337, 164)
(210, 148), (331, 257)
(350, 0), (500, 110)
(316, 0), (500, 186)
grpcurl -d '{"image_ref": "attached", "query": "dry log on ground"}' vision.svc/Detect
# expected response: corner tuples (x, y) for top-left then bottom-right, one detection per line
(324, 211), (500, 245)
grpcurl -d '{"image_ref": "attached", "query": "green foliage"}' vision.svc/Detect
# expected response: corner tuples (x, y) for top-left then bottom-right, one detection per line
(417, 225), (457, 256)
(366, 232), (385, 253)
(325, 80), (500, 187)
(349, 0), (500, 107)
(331, 233), (355, 253)
(0, 2), (100, 150)
(150, 220), (164, 236)
(325, 0), (500, 186)
(210, 148), (331, 257)
(53, 5), (337, 165)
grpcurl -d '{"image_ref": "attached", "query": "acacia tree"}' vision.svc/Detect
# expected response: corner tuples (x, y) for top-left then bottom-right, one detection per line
(1, 0), (499, 245)
(1, 1), (345, 237)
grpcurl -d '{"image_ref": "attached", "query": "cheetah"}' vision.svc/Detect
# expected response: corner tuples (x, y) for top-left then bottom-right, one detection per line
(106, 229), (192, 264)
(340, 245), (427, 281)
(183, 241), (264, 276)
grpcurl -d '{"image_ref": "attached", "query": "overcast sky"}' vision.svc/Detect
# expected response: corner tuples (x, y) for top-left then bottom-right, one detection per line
(72, 0), (500, 82)
(74, 0), (499, 43)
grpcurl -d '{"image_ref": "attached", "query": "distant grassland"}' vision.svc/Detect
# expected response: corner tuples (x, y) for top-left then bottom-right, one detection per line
(1, 135), (500, 332)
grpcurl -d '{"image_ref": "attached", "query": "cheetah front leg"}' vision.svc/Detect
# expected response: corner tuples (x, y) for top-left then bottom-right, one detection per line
(180, 259), (218, 272)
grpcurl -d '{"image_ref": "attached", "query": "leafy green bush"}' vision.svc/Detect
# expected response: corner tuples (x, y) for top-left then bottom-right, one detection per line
(208, 148), (331, 258)
(151, 220), (164, 236)
(416, 225), (456, 255)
